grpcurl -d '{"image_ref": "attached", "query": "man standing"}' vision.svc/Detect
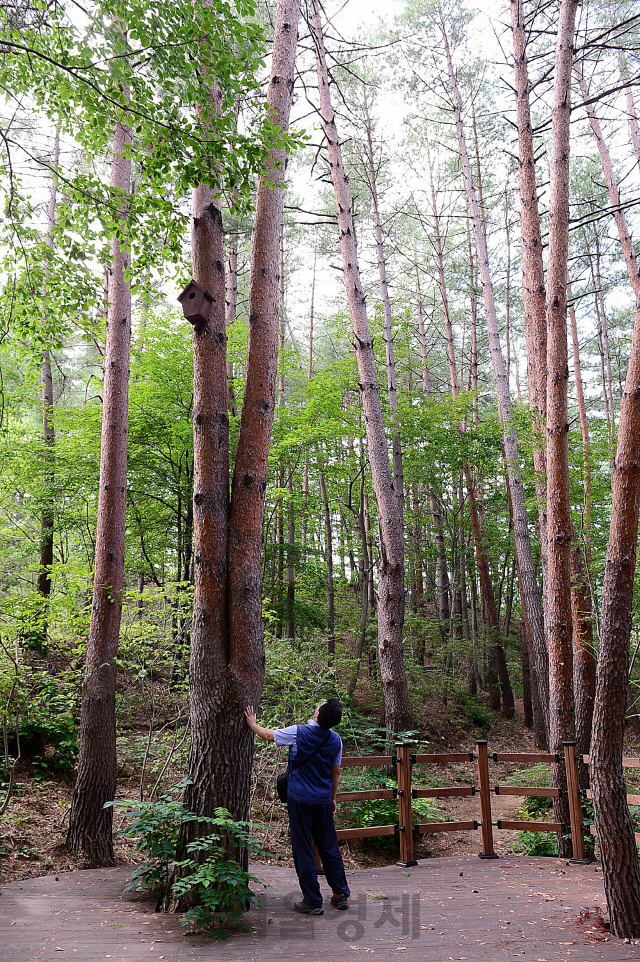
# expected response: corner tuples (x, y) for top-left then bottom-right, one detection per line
(245, 699), (350, 915)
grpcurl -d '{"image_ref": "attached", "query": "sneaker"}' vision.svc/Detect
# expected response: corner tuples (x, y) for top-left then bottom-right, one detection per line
(330, 894), (349, 910)
(294, 900), (324, 915)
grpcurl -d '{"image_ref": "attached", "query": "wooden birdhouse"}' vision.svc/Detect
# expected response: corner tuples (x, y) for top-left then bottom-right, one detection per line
(178, 280), (213, 325)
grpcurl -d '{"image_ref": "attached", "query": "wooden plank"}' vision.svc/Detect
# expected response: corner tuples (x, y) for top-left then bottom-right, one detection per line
(415, 820), (477, 834)
(493, 752), (556, 764)
(335, 824), (396, 840)
(587, 789), (640, 806)
(497, 819), (562, 832)
(589, 824), (640, 844)
(583, 753), (640, 769)
(340, 755), (393, 768)
(414, 752), (474, 764)
(414, 786), (475, 798)
(495, 785), (559, 798)
(336, 789), (395, 802)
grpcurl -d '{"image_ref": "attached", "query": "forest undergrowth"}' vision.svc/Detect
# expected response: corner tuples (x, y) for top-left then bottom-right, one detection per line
(2, 583), (638, 885)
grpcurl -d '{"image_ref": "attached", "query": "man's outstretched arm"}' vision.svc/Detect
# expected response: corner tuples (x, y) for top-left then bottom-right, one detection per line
(245, 706), (275, 742)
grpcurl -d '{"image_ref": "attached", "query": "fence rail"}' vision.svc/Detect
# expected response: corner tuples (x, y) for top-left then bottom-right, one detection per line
(329, 739), (617, 865)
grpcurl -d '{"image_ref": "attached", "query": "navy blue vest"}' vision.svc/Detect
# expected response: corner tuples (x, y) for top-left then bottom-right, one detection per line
(287, 725), (341, 803)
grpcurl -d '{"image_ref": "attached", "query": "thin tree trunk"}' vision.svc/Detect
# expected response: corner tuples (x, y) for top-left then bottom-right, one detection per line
(413, 487), (423, 610)
(467, 226), (479, 425)
(505, 198), (511, 391)
(570, 534), (596, 775)
(38, 127), (60, 604)
(431, 160), (514, 718)
(576, 57), (640, 936)
(67, 112), (132, 864)
(286, 470), (295, 640)
(416, 266), (430, 396)
(568, 286), (592, 562)
(545, 0), (579, 857)
(225, 239), (239, 418)
(347, 469), (369, 702)
(595, 233), (616, 425)
(363, 94), (404, 520)
(521, 623), (534, 729)
(319, 469), (335, 656)
(364, 492), (376, 613)
(311, 0), (410, 731)
(444, 21), (542, 731)
(302, 253), (315, 554)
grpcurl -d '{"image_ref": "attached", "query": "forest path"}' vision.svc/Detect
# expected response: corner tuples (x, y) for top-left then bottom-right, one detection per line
(0, 857), (637, 961)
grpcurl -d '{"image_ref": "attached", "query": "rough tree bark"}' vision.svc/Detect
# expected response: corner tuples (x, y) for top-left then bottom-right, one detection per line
(576, 56), (640, 937)
(443, 20), (548, 739)
(310, 0), (411, 731)
(544, 0), (579, 856)
(223, 0), (301, 849)
(67, 112), (132, 864)
(363, 95), (404, 520)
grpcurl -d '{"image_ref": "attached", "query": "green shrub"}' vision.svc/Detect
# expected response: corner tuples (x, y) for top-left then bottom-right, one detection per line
(109, 782), (266, 937)
(464, 700), (492, 729)
(513, 828), (558, 857)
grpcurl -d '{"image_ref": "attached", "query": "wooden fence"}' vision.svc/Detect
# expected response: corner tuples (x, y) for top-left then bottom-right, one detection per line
(326, 739), (595, 866)
(582, 754), (640, 846)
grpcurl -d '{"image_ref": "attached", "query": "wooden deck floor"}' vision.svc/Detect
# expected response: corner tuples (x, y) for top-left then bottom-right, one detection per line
(1, 856), (639, 961)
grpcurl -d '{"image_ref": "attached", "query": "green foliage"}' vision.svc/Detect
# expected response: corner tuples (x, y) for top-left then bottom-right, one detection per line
(110, 784), (266, 937)
(464, 700), (491, 729)
(513, 828), (558, 858)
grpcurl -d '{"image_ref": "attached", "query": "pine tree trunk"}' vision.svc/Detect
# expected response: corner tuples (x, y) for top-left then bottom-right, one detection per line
(222, 0), (301, 856)
(311, 0), (410, 731)
(348, 468), (369, 701)
(570, 536), (595, 772)
(430, 162), (513, 717)
(67, 114), (132, 864)
(511, 0), (549, 606)
(576, 58), (640, 936)
(319, 469), (335, 656)
(302, 254), (315, 554)
(443, 20), (545, 735)
(545, 0), (579, 857)
(180, 178), (232, 847)
(568, 286), (592, 560)
(521, 623), (533, 729)
(363, 96), (404, 520)
(225, 238), (239, 418)
(286, 470), (295, 639)
(416, 267), (430, 396)
(38, 128), (60, 604)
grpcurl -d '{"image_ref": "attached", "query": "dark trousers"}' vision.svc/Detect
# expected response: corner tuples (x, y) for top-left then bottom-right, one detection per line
(287, 797), (350, 908)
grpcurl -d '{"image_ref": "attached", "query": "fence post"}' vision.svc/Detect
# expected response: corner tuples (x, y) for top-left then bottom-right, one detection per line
(563, 741), (587, 862)
(396, 742), (417, 867)
(476, 740), (497, 858)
